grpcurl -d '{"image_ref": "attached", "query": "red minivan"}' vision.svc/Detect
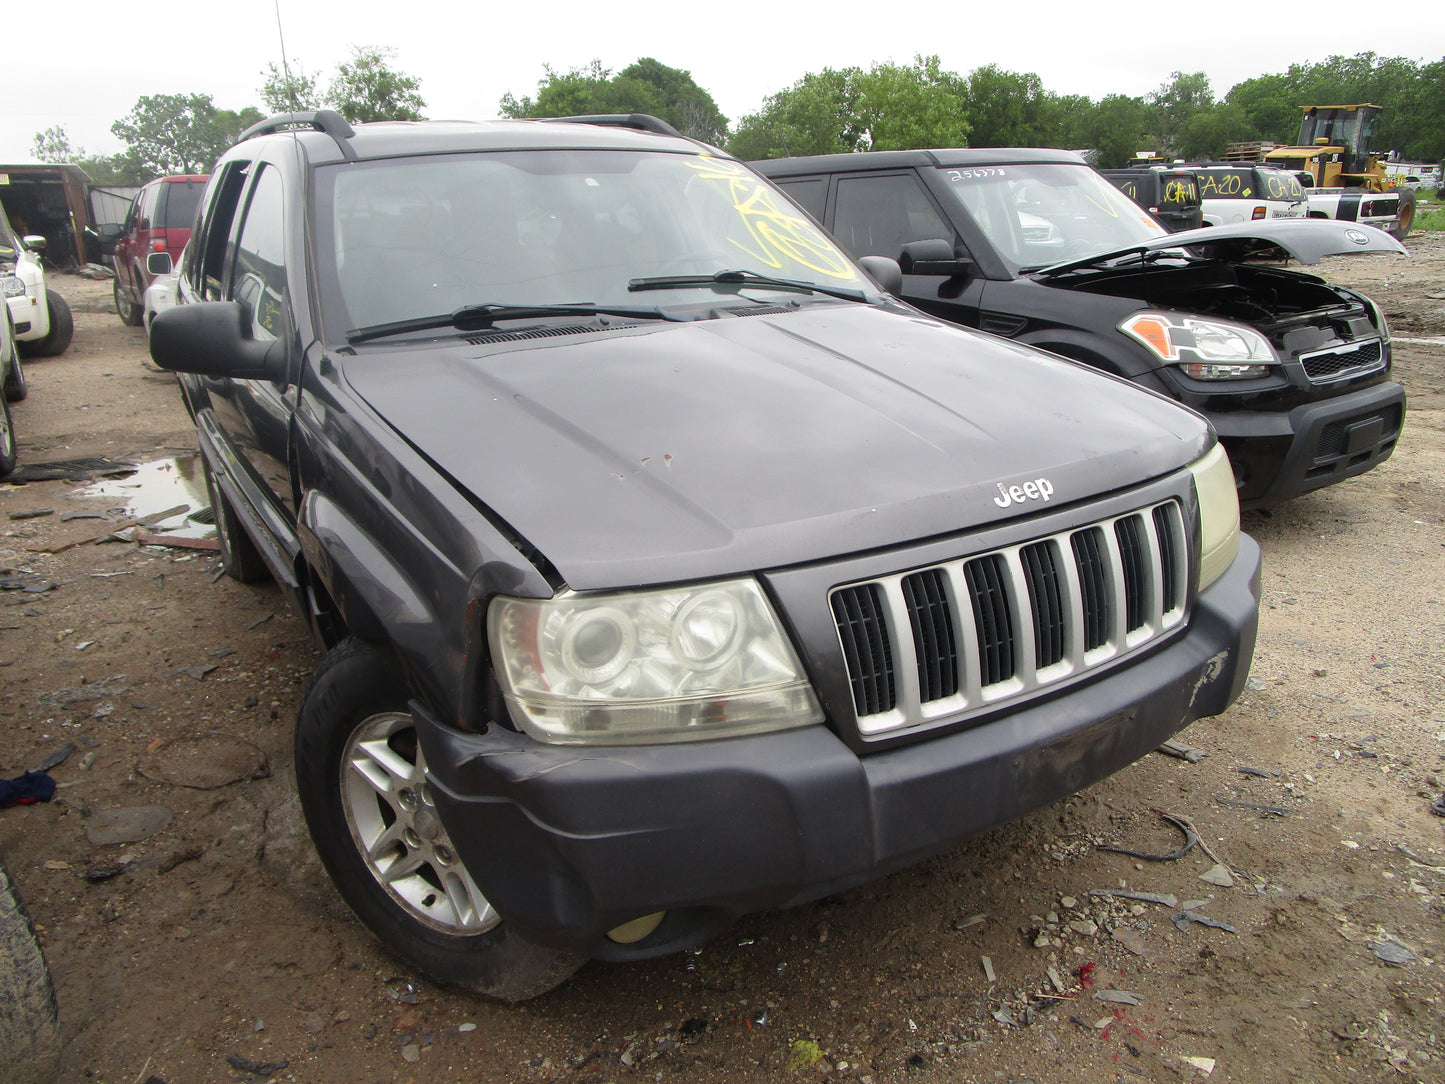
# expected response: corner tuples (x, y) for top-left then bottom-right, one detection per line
(100, 175), (207, 326)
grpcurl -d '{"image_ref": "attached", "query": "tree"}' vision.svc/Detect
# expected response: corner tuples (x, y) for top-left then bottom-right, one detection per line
(111, 94), (263, 175)
(500, 59), (729, 145)
(855, 56), (970, 151)
(327, 46), (425, 123)
(726, 69), (864, 160)
(1147, 71), (1214, 157)
(729, 57), (969, 160)
(964, 65), (1048, 147)
(1084, 95), (1154, 168)
(261, 61), (321, 113)
(31, 126), (78, 164)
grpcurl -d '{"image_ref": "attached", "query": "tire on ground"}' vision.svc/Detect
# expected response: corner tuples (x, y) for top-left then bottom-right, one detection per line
(0, 856), (61, 1084)
(22, 294), (74, 358)
(114, 279), (144, 327)
(294, 637), (585, 1001)
(202, 457), (270, 583)
(1390, 189), (1416, 240)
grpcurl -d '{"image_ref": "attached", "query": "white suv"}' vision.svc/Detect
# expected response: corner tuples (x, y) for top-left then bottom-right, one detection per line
(0, 201), (72, 357)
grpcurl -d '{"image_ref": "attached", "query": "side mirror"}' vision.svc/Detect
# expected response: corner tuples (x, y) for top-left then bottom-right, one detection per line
(21, 235), (46, 253)
(856, 255), (902, 295)
(150, 301), (288, 383)
(93, 222), (124, 256)
(899, 238), (973, 277)
(146, 251), (173, 276)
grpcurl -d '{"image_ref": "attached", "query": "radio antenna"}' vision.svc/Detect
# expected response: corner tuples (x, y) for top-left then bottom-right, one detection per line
(272, 0), (302, 111)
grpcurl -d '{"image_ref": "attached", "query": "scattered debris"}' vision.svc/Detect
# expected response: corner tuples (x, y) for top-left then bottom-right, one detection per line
(954, 912), (987, 930)
(1371, 938), (1417, 966)
(1180, 1054), (1216, 1075)
(1111, 927), (1151, 959)
(225, 1054), (289, 1077)
(1216, 797), (1291, 817)
(1098, 810), (1197, 862)
(1156, 738), (1207, 762)
(1199, 864), (1236, 888)
(134, 529), (220, 551)
(139, 735), (268, 789)
(1090, 889), (1178, 908)
(38, 674), (129, 707)
(83, 806), (173, 845)
(981, 955), (995, 983)
(170, 663), (219, 682)
(1093, 989), (1141, 1005)
(1236, 766), (1275, 778)
(0, 770), (56, 808)
(1172, 911), (1237, 934)
(31, 742), (76, 772)
(8, 509), (55, 520)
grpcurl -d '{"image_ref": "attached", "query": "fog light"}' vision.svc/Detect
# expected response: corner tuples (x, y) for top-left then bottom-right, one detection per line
(607, 912), (665, 944)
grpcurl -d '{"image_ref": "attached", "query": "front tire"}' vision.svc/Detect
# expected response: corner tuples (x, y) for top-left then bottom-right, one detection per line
(114, 279), (144, 327)
(294, 639), (584, 1001)
(0, 396), (17, 479)
(0, 857), (61, 1084)
(22, 294), (73, 358)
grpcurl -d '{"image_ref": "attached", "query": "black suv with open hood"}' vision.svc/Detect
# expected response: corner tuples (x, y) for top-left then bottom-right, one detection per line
(752, 148), (1407, 508)
(151, 114), (1259, 1000)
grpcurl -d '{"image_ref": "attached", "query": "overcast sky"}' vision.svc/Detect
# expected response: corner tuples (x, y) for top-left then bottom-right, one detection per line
(4, 1), (1442, 163)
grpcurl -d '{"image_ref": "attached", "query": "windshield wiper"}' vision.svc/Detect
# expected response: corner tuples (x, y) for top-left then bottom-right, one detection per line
(347, 302), (679, 344)
(627, 269), (869, 303)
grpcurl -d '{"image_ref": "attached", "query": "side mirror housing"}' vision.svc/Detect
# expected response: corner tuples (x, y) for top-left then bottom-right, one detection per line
(899, 238), (973, 277)
(856, 255), (902, 295)
(146, 251), (173, 276)
(21, 235), (46, 253)
(150, 302), (288, 383)
(94, 222), (124, 256)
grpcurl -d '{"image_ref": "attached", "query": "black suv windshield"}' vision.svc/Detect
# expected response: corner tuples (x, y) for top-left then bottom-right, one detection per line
(314, 150), (870, 338)
(932, 163), (1168, 271)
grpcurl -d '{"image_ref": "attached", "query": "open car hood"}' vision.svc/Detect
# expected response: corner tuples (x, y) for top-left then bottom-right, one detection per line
(1037, 218), (1407, 277)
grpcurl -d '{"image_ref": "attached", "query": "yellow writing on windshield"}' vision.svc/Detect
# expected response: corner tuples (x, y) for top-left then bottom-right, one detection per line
(686, 158), (855, 281)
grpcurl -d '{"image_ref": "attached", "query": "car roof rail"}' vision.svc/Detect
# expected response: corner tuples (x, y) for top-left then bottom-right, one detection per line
(541, 113), (684, 138)
(238, 110), (359, 161)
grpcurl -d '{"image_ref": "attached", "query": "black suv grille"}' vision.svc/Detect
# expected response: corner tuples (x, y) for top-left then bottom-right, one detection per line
(830, 500), (1188, 736)
(1299, 339), (1385, 384)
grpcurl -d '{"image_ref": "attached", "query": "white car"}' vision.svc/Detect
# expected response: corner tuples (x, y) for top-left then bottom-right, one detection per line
(0, 201), (72, 357)
(142, 246), (185, 337)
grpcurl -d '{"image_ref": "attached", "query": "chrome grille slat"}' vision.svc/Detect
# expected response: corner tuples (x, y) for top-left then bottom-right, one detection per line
(831, 500), (1188, 736)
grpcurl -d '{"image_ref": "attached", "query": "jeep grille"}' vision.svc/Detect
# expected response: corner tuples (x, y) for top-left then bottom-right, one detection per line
(1299, 338), (1384, 384)
(830, 501), (1188, 737)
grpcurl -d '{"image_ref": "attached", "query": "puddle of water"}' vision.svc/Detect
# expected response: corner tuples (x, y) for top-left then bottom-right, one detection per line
(75, 456), (217, 541)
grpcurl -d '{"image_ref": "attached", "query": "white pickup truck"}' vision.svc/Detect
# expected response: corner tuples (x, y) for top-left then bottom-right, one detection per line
(1290, 173), (1406, 237)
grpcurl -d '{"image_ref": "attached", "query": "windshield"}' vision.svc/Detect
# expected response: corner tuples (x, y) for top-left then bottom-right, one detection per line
(932, 163), (1167, 271)
(314, 150), (870, 337)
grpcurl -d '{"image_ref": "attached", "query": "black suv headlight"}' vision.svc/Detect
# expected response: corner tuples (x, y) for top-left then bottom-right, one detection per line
(1121, 312), (1277, 380)
(488, 579), (823, 745)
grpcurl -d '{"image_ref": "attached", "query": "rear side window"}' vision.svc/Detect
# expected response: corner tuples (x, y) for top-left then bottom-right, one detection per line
(1196, 168), (1257, 199)
(774, 177), (826, 222)
(159, 181), (206, 229)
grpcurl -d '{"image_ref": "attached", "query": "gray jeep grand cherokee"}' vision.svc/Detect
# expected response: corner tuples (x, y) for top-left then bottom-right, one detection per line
(151, 112), (1260, 1000)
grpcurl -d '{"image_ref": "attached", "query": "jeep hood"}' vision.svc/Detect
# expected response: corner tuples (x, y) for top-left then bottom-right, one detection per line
(1038, 217), (1407, 277)
(345, 305), (1211, 590)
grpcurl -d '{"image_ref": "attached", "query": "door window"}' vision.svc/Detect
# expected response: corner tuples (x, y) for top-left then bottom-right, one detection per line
(833, 174), (953, 259)
(229, 166), (287, 343)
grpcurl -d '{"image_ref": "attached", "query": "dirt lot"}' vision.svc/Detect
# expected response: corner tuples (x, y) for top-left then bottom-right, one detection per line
(1, 236), (1443, 1084)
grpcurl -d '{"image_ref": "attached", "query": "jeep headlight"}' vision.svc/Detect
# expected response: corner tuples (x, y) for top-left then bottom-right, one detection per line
(0, 275), (25, 299)
(488, 579), (823, 745)
(1188, 442), (1240, 589)
(1122, 312), (1276, 379)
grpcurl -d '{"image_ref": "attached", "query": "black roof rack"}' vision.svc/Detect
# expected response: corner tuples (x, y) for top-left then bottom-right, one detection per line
(540, 114), (684, 138)
(238, 110), (358, 161)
